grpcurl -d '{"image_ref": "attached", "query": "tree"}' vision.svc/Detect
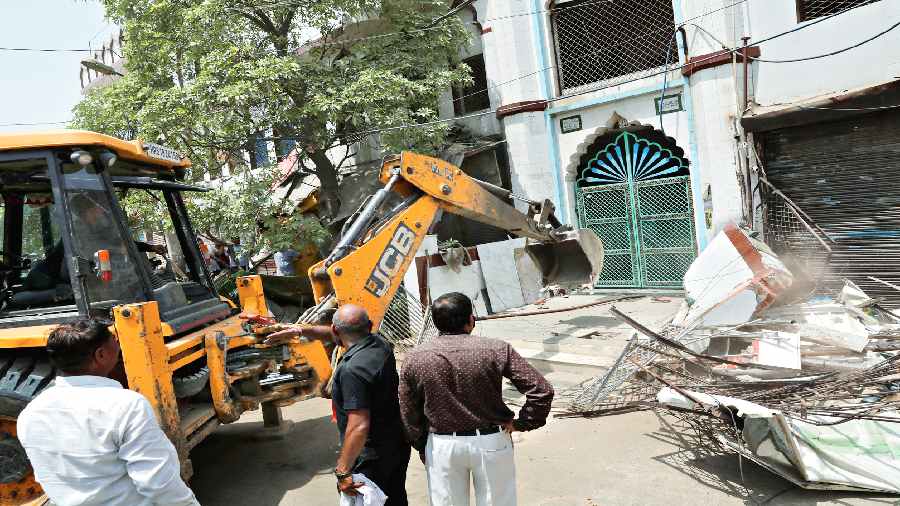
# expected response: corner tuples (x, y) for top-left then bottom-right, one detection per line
(117, 171), (331, 257)
(72, 0), (473, 224)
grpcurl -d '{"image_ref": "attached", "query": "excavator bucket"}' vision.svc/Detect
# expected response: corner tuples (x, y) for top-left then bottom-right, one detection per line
(523, 229), (604, 288)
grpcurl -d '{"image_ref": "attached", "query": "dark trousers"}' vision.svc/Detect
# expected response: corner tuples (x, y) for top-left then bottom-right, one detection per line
(354, 444), (411, 506)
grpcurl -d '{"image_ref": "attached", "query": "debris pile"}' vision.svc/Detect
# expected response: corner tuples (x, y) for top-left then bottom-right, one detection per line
(565, 224), (900, 494)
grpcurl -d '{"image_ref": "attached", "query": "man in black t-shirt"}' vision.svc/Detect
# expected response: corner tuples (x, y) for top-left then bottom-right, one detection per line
(330, 304), (410, 505)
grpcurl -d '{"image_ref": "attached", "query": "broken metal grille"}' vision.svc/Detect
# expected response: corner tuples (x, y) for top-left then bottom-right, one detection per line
(380, 286), (438, 352)
(796, 0), (882, 21)
(568, 326), (691, 412)
(760, 178), (833, 293)
(552, 0), (678, 94)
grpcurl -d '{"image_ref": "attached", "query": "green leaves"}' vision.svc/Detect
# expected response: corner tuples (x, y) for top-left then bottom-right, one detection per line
(74, 0), (472, 249)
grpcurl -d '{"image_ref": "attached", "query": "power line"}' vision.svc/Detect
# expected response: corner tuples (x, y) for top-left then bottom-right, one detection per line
(749, 19), (900, 63)
(59, 0), (885, 149)
(251, 0), (716, 51)
(452, 0), (750, 108)
(0, 0), (743, 57)
(250, 9), (884, 149)
(0, 47), (93, 53)
(324, 0), (899, 142)
(0, 120), (71, 127)
(798, 103), (900, 112)
(423, 0), (475, 28)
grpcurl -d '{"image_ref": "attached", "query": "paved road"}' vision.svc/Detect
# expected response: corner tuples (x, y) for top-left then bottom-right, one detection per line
(189, 398), (896, 505)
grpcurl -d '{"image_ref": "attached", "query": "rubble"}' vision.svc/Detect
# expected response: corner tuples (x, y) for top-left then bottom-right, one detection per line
(674, 224), (793, 328)
(565, 225), (900, 494)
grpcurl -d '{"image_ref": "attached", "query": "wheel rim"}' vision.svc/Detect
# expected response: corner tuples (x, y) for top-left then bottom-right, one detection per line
(0, 416), (42, 505)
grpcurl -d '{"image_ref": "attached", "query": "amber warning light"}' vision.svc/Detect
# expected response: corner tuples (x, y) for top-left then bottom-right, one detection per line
(94, 250), (112, 282)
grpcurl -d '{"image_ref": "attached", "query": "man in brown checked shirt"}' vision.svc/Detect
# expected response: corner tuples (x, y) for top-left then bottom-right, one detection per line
(399, 292), (554, 506)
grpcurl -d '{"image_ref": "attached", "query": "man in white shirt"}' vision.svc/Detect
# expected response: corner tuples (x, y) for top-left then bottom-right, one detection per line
(17, 318), (199, 506)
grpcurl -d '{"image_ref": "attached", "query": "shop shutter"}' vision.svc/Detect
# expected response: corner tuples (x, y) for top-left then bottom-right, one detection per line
(763, 109), (900, 306)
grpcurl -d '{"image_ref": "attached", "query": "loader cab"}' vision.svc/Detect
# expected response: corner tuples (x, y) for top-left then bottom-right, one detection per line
(0, 132), (229, 333)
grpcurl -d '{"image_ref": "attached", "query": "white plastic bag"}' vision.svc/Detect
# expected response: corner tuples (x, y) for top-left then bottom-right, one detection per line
(338, 473), (388, 506)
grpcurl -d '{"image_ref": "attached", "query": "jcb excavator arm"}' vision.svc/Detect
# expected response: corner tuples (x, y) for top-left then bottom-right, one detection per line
(306, 151), (603, 330)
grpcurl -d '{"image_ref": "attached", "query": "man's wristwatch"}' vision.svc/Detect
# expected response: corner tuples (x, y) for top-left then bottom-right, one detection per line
(334, 468), (352, 480)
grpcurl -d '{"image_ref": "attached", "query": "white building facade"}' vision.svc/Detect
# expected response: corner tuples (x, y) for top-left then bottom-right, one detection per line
(452, 0), (900, 292)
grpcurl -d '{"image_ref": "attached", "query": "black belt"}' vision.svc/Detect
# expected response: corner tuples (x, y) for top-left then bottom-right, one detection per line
(434, 425), (501, 436)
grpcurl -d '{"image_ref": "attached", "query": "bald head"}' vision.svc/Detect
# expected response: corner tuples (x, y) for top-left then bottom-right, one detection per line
(332, 304), (372, 342)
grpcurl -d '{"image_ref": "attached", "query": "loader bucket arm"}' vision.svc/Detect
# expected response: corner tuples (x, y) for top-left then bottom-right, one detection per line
(310, 152), (603, 330)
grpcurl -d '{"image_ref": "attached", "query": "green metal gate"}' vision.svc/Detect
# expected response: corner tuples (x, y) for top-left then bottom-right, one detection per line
(575, 131), (697, 288)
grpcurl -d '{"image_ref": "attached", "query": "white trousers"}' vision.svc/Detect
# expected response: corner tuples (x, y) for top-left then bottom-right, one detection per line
(425, 431), (516, 506)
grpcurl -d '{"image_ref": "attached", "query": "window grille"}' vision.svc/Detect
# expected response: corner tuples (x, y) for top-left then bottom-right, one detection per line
(552, 0), (677, 94)
(452, 54), (491, 116)
(797, 0), (881, 21)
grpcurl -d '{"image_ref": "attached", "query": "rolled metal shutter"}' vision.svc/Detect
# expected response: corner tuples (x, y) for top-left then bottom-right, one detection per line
(763, 109), (900, 306)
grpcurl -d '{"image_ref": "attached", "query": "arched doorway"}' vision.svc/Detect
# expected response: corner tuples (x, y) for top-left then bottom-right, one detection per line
(574, 128), (697, 288)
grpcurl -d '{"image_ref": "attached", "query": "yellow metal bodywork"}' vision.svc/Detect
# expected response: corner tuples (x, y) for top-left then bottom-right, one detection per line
(379, 151), (550, 241)
(0, 326), (56, 348)
(107, 276), (330, 480)
(327, 196), (440, 330)
(309, 259), (329, 304)
(114, 302), (191, 476)
(236, 275), (270, 316)
(287, 340), (331, 384)
(204, 330), (242, 423)
(0, 274), (331, 494)
(0, 417), (42, 504)
(0, 130), (191, 170)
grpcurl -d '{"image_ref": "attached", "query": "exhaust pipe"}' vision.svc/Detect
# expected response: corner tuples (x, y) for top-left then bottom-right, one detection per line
(523, 229), (604, 288)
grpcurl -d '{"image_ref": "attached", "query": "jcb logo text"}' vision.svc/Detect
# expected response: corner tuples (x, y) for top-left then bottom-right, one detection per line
(365, 223), (416, 297)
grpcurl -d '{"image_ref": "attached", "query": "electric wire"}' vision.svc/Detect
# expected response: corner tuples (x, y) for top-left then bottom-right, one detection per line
(797, 103), (900, 111)
(1, 0), (745, 55)
(422, 0), (475, 28)
(454, 1), (751, 109)
(0, 120), (71, 127)
(0, 47), (94, 53)
(748, 19), (900, 63)
(306, 5), (900, 143)
(7, 0), (887, 145)
(22, 8), (894, 141)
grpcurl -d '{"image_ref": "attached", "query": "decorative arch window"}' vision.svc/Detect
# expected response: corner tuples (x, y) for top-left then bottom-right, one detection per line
(551, 0), (678, 94)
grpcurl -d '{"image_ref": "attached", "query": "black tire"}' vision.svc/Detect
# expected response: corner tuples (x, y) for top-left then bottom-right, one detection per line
(172, 367), (209, 399)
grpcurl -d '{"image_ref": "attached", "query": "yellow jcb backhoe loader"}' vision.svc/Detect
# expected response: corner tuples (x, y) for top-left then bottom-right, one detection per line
(0, 131), (331, 506)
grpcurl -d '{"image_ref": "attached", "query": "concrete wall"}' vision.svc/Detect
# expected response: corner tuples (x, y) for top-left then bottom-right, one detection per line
(429, 0), (900, 265)
(539, 0), (754, 243)
(437, 0), (502, 138)
(679, 0), (750, 238)
(747, 0), (900, 105)
(478, 0), (549, 107)
(477, 0), (557, 210)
